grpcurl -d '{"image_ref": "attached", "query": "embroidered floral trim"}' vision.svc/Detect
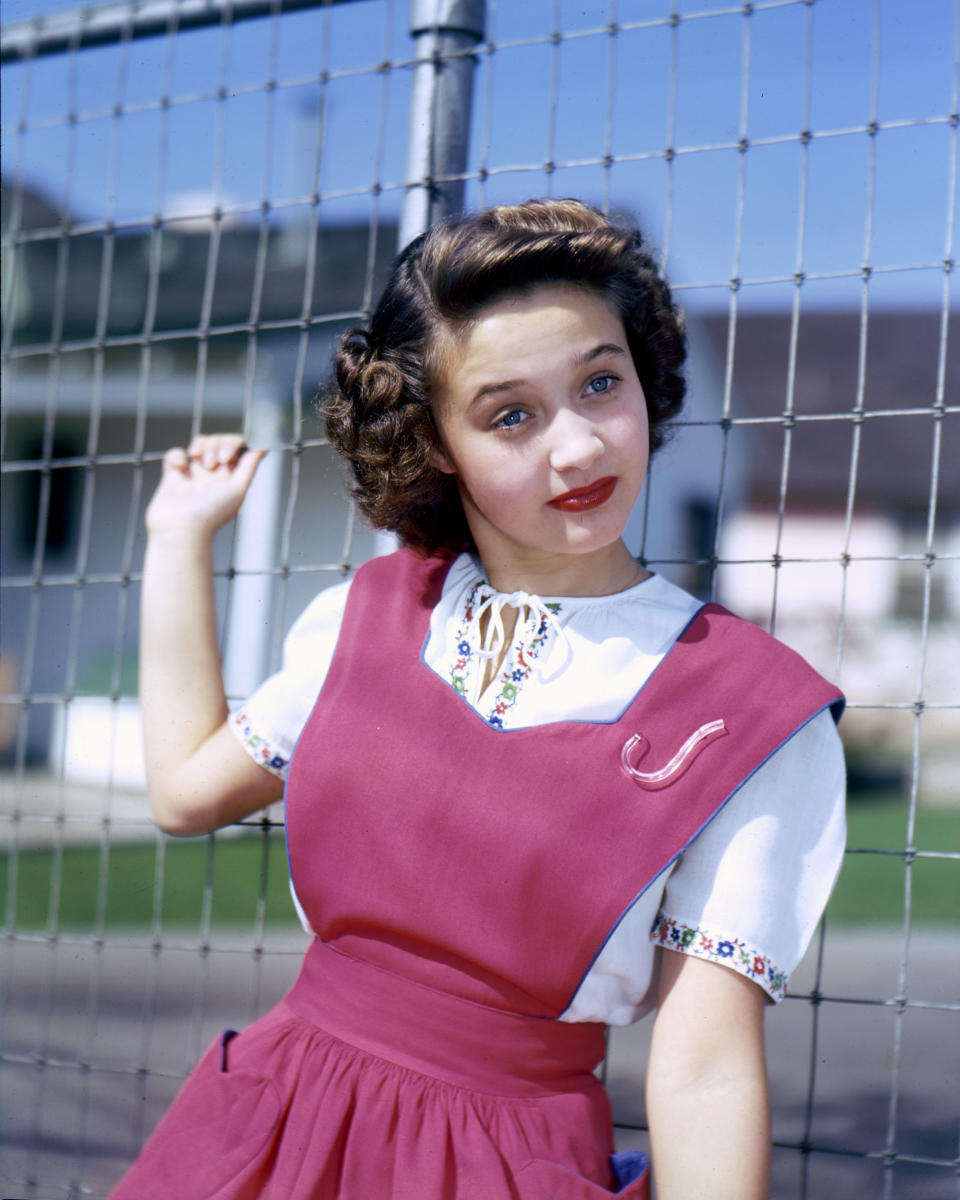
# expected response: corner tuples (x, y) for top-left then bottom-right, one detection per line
(231, 710), (288, 778)
(449, 581), (561, 729)
(651, 912), (787, 1003)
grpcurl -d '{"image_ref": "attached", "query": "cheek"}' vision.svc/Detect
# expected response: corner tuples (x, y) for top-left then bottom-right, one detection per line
(456, 456), (530, 520)
(610, 409), (650, 460)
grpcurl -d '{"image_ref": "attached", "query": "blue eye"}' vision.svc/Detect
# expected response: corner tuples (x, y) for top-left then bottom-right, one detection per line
(587, 375), (616, 395)
(495, 410), (525, 429)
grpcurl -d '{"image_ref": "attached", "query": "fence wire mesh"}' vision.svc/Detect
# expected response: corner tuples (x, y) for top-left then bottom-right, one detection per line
(1, 1), (958, 1197)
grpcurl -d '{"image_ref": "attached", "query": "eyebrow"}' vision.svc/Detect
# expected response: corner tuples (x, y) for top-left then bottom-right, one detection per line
(468, 342), (628, 407)
(575, 342), (628, 368)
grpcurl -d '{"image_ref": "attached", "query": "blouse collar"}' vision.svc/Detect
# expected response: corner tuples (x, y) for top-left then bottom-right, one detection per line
(463, 580), (572, 682)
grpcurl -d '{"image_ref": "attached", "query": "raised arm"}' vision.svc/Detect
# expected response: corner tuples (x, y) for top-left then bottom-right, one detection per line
(140, 434), (284, 835)
(646, 951), (770, 1200)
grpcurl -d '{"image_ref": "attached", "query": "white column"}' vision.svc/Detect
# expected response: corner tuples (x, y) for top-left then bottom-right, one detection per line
(221, 397), (286, 702)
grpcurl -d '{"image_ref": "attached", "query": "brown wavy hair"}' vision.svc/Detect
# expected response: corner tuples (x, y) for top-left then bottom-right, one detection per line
(322, 198), (686, 556)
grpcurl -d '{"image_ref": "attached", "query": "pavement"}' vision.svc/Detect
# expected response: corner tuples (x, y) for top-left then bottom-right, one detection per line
(1, 926), (957, 1200)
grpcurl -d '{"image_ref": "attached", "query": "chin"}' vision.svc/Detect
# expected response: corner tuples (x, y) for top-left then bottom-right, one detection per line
(563, 511), (628, 542)
(555, 531), (624, 558)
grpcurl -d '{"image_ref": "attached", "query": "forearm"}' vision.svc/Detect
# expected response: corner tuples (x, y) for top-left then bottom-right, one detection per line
(140, 529), (234, 823)
(140, 529), (227, 773)
(646, 951), (770, 1199)
(646, 1049), (770, 1199)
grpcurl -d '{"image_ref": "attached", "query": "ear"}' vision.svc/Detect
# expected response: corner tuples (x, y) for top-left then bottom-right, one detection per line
(427, 422), (458, 472)
(428, 437), (456, 476)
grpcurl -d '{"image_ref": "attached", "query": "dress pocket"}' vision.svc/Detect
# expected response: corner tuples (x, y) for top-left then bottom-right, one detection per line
(110, 1029), (282, 1200)
(515, 1151), (650, 1200)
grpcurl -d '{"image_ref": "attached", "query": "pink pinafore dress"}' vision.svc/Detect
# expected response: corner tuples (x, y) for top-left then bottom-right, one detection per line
(111, 549), (842, 1199)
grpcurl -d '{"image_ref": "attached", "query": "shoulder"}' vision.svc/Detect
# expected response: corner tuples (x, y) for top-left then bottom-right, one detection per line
(227, 576), (354, 777)
(669, 602), (845, 727)
(350, 547), (458, 614)
(684, 601), (830, 675)
(282, 575), (354, 649)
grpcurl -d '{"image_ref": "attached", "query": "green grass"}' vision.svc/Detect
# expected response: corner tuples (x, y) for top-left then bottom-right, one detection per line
(2, 794), (957, 932)
(1, 830), (299, 932)
(825, 792), (959, 927)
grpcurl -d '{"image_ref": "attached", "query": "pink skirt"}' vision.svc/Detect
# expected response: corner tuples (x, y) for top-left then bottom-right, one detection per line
(109, 939), (649, 1199)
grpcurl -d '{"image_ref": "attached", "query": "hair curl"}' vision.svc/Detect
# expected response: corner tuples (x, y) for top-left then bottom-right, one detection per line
(322, 198), (686, 556)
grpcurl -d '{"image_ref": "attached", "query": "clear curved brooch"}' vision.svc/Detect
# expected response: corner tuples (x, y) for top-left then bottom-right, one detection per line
(620, 719), (728, 790)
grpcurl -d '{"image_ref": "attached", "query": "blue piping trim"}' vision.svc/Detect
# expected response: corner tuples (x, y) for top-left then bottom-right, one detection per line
(281, 715), (314, 899)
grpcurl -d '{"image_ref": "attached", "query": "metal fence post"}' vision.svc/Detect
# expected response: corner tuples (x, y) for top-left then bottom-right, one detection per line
(398, 0), (485, 251)
(369, 0), (484, 558)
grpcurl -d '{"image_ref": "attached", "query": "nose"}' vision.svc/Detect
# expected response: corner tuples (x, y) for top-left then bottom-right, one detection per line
(548, 407), (604, 474)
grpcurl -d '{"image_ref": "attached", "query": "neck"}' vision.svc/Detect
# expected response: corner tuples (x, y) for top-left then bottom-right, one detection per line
(477, 540), (649, 598)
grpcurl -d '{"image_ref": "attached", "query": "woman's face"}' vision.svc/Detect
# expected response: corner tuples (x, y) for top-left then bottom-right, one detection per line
(431, 283), (650, 592)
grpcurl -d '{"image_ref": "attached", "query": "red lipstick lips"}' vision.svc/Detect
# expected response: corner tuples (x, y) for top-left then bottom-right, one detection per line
(548, 476), (616, 512)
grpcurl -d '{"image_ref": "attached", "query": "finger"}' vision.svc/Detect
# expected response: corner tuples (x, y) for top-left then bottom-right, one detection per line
(216, 435), (248, 467)
(186, 433), (246, 470)
(231, 447), (267, 492)
(163, 447), (189, 474)
(186, 435), (206, 461)
(185, 434), (220, 470)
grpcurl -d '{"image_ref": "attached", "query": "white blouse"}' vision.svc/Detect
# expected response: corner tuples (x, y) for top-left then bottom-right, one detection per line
(231, 552), (846, 1025)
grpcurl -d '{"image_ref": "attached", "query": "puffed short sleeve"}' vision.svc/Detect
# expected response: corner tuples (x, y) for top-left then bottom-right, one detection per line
(650, 709), (846, 1002)
(228, 579), (352, 778)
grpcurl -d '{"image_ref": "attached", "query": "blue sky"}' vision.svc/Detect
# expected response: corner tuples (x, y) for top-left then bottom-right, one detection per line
(2, 0), (957, 311)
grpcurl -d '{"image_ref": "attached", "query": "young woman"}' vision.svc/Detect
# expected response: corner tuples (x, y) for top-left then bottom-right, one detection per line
(113, 199), (846, 1199)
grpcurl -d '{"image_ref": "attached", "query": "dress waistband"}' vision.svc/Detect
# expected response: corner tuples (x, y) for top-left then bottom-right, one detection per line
(283, 938), (608, 1099)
